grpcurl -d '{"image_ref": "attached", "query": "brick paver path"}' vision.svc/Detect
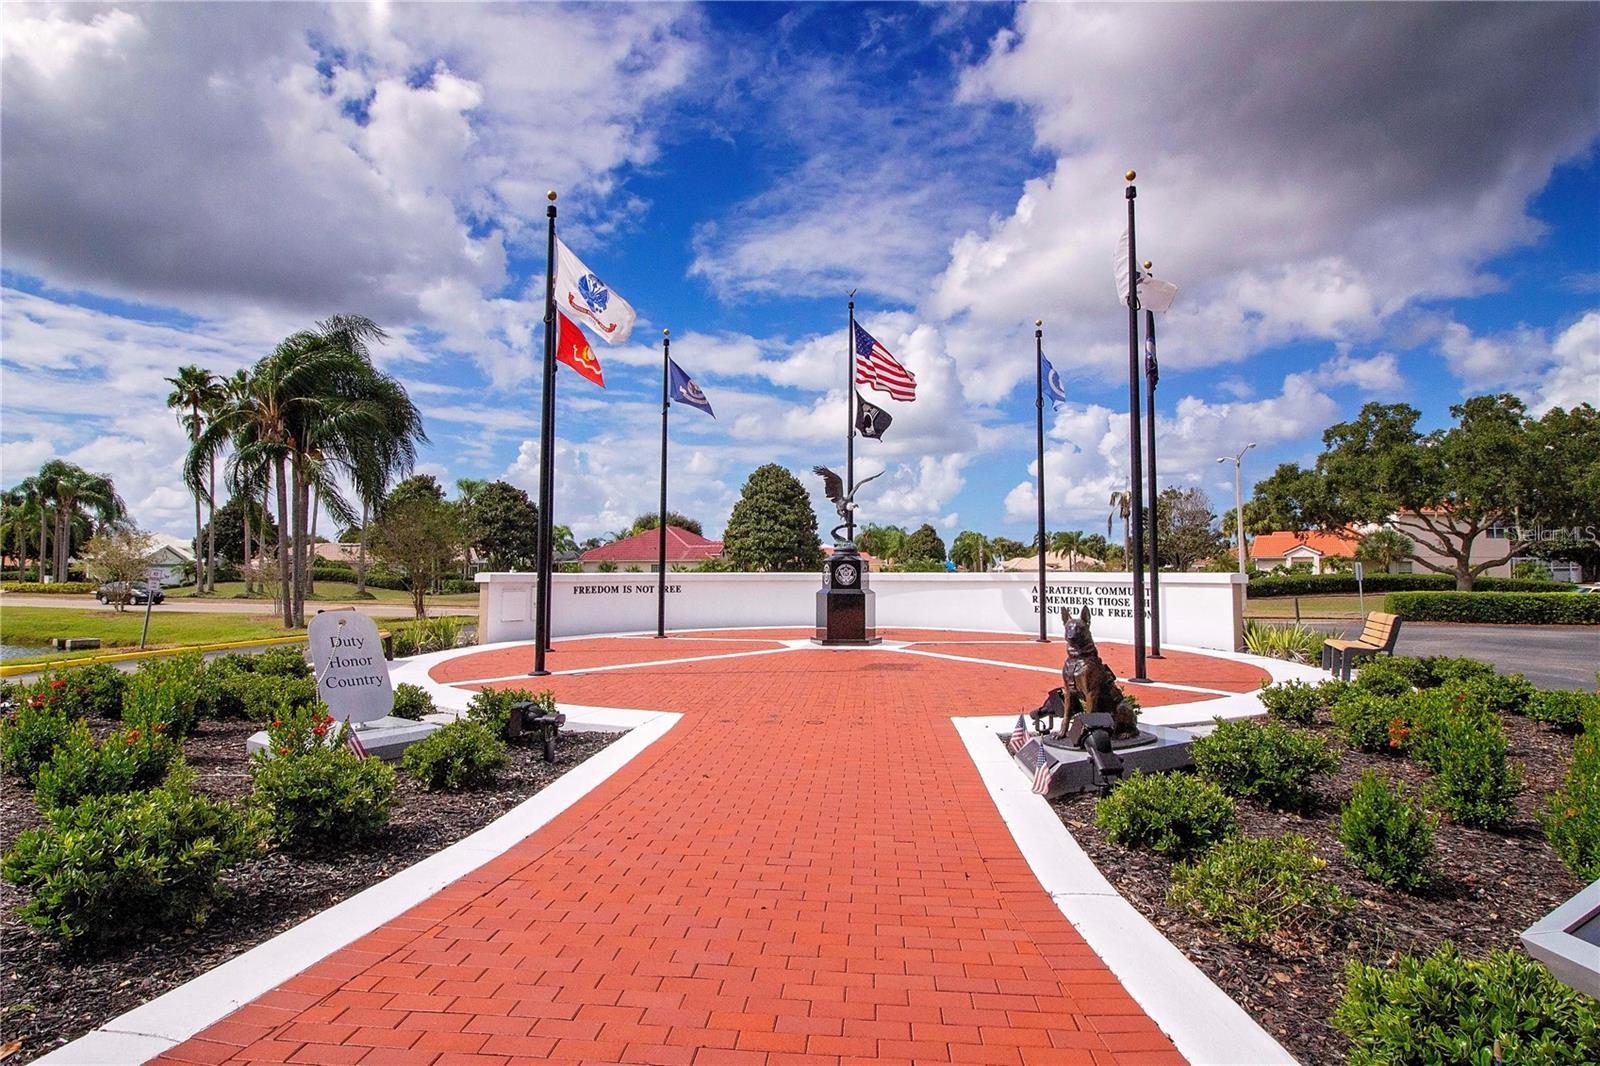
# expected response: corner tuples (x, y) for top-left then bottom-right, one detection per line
(159, 631), (1267, 1065)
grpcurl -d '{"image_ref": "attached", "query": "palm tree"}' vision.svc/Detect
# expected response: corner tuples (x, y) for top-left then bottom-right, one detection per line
(455, 478), (489, 580)
(193, 315), (424, 627)
(1050, 529), (1086, 571)
(49, 464), (126, 578)
(168, 366), (224, 593)
(0, 484), (38, 578)
(1108, 488), (1133, 566)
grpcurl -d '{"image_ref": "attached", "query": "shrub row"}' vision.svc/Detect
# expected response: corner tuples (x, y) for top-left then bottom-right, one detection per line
(1384, 591), (1600, 625)
(1, 581), (99, 594)
(310, 560), (474, 595)
(1247, 571), (1572, 597)
(1543, 705), (1600, 881)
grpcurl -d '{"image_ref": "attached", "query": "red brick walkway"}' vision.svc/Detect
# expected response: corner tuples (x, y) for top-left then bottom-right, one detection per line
(158, 632), (1267, 1065)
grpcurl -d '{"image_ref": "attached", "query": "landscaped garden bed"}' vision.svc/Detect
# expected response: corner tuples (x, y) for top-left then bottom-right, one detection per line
(0, 654), (619, 1064)
(1041, 657), (1599, 1064)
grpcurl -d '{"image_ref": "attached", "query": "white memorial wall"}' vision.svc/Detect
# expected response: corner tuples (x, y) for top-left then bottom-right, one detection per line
(476, 571), (1246, 651)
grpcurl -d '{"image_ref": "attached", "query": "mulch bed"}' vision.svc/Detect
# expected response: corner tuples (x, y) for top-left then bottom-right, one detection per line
(1041, 710), (1583, 1066)
(0, 715), (620, 1064)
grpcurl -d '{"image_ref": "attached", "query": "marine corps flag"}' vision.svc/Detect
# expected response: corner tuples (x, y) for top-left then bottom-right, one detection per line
(855, 391), (892, 439)
(555, 311), (605, 387)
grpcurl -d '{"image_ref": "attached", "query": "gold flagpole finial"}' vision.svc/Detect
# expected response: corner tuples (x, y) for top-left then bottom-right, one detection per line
(1143, 260), (1153, 271)
(1035, 319), (1043, 328)
(1124, 170), (1136, 182)
(662, 328), (670, 338)
(547, 190), (558, 202)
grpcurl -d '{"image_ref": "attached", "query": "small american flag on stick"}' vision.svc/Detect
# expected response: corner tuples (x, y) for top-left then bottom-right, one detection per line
(1031, 745), (1057, 797)
(345, 725), (370, 760)
(1009, 714), (1029, 753)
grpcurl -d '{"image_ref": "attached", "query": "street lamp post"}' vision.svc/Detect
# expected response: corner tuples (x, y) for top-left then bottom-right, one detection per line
(1217, 443), (1257, 576)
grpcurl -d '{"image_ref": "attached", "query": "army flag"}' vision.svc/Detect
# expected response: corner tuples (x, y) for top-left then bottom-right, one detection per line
(554, 238), (636, 343)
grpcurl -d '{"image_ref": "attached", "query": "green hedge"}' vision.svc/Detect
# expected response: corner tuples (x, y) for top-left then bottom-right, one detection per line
(2, 581), (98, 595)
(1384, 591), (1600, 625)
(1247, 572), (1572, 597)
(309, 561), (473, 595)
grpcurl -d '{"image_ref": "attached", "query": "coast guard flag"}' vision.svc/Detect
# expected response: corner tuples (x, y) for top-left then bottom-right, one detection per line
(855, 392), (893, 439)
(667, 358), (715, 418)
(555, 238), (636, 343)
(555, 311), (605, 388)
(1043, 356), (1067, 409)
(852, 321), (917, 401)
(1114, 227), (1179, 312)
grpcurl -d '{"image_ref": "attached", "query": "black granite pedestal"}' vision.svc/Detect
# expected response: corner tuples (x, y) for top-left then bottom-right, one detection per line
(813, 544), (880, 645)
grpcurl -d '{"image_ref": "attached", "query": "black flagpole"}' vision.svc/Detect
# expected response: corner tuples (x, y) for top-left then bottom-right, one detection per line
(1143, 289), (1163, 658)
(1035, 319), (1048, 643)
(846, 293), (856, 543)
(1124, 171), (1149, 682)
(656, 330), (670, 639)
(532, 190), (558, 676)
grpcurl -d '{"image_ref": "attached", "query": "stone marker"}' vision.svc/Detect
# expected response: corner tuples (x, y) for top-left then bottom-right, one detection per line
(308, 611), (392, 723)
(247, 610), (438, 761)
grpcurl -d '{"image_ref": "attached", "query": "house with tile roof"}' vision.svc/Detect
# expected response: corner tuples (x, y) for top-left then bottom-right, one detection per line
(1248, 529), (1360, 574)
(578, 527), (724, 572)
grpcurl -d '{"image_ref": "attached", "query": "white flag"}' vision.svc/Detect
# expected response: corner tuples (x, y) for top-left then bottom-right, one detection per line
(1114, 226), (1179, 312)
(554, 238), (636, 344)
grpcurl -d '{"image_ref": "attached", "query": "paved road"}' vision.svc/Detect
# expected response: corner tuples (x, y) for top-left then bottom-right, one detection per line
(0, 593), (475, 617)
(1321, 621), (1597, 691)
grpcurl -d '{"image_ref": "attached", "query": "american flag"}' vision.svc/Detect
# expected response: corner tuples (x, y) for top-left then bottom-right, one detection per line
(1009, 714), (1029, 753)
(345, 725), (370, 759)
(1030, 745), (1057, 796)
(853, 321), (917, 402)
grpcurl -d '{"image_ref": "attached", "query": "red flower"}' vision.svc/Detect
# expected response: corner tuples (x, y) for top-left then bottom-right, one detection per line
(1386, 717), (1412, 749)
(126, 729), (141, 742)
(50, 679), (66, 690)
(272, 720), (283, 728)
(312, 723), (328, 737)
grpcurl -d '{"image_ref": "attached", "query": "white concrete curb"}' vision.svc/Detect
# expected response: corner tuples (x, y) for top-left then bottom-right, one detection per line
(953, 715), (1299, 1066)
(35, 708), (682, 1066)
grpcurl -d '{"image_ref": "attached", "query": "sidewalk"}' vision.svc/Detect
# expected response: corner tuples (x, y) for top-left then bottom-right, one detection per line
(152, 635), (1254, 1064)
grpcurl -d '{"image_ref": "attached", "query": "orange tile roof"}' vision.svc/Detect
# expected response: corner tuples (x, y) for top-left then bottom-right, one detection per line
(1250, 529), (1359, 560)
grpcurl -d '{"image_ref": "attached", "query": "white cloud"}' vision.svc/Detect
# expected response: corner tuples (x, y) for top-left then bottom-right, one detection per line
(1436, 311), (1600, 413)
(934, 4), (1599, 390)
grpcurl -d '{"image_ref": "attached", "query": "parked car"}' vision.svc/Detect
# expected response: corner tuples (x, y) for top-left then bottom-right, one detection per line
(96, 581), (164, 605)
(1576, 584), (1600, 595)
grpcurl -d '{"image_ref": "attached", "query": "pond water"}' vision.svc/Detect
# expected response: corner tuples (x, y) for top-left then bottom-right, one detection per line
(0, 643), (45, 661)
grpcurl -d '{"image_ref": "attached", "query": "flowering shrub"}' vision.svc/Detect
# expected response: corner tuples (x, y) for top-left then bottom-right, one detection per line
(1331, 689), (1405, 752)
(0, 686), (74, 783)
(1094, 772), (1236, 856)
(250, 706), (394, 851)
(123, 653), (207, 736)
(1543, 721), (1600, 881)
(33, 719), (181, 812)
(402, 719), (507, 791)
(1339, 770), (1436, 891)
(1406, 693), (1521, 829)
(42, 664), (127, 720)
(1191, 718), (1337, 812)
(2, 765), (260, 945)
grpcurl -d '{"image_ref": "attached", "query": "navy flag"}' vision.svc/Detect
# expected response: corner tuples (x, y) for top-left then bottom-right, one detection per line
(855, 392), (892, 439)
(1044, 356), (1067, 409)
(667, 357), (715, 418)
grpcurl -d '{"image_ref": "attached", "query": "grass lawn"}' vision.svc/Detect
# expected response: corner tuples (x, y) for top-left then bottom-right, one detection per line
(171, 580), (476, 607)
(0, 606), (302, 665)
(1245, 592), (1368, 619)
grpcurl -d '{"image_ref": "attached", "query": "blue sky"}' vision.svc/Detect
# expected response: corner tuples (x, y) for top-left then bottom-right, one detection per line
(2, 2), (1596, 544)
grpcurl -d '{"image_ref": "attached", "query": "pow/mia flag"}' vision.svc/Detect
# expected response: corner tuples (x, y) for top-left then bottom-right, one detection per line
(855, 392), (893, 439)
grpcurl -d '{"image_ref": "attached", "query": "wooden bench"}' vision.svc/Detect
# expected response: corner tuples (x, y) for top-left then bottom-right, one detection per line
(1322, 611), (1402, 680)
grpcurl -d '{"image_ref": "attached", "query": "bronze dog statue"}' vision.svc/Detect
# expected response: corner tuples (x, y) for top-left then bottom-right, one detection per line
(1029, 605), (1139, 740)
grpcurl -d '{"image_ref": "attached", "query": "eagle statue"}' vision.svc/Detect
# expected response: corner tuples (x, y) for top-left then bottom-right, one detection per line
(813, 465), (884, 544)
